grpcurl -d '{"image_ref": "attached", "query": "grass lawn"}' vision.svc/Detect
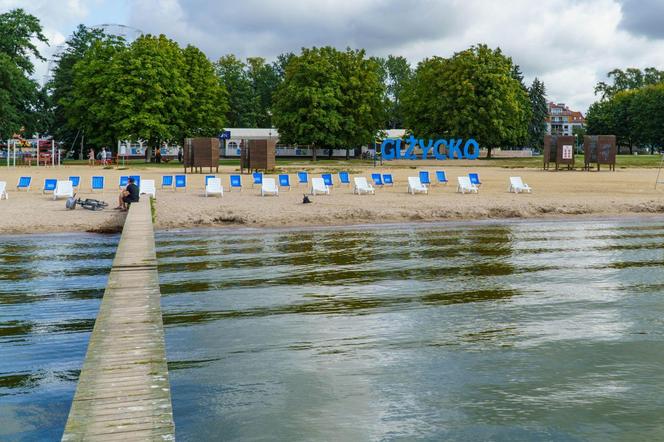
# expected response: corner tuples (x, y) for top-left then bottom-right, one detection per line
(60, 154), (664, 170)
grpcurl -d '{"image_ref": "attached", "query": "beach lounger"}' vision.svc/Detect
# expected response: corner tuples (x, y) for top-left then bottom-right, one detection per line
(322, 173), (333, 188)
(469, 173), (482, 186)
(91, 176), (104, 191)
(408, 176), (428, 195)
(205, 177), (223, 197)
(228, 175), (242, 192)
(205, 175), (216, 187)
(129, 175), (141, 188)
(298, 171), (308, 186)
(175, 175), (187, 191)
(353, 177), (375, 195)
(261, 178), (279, 196)
(278, 174), (290, 190)
(457, 176), (479, 194)
(16, 176), (31, 191)
(42, 179), (57, 194)
(339, 171), (350, 186)
(435, 170), (448, 185)
(252, 172), (263, 187)
(161, 175), (174, 189)
(0, 181), (7, 200)
(119, 175), (129, 189)
(140, 179), (156, 198)
(382, 174), (394, 186)
(509, 176), (532, 193)
(311, 177), (330, 195)
(419, 171), (431, 186)
(53, 180), (74, 200)
(371, 173), (383, 187)
(230, 175), (242, 191)
(69, 176), (81, 189)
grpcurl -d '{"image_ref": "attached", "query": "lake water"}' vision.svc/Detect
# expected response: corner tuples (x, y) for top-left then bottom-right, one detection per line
(2, 220), (664, 441)
(157, 220), (664, 441)
(0, 233), (118, 441)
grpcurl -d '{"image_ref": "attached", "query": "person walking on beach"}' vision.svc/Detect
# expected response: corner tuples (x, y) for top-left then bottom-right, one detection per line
(100, 147), (108, 166)
(177, 146), (183, 163)
(87, 148), (95, 166)
(115, 177), (140, 211)
(155, 145), (162, 164)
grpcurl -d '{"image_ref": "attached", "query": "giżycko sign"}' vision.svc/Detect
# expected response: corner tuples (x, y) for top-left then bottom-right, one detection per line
(381, 135), (480, 160)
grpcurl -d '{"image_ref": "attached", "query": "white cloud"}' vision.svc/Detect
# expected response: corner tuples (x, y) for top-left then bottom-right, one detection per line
(7, 0), (664, 112)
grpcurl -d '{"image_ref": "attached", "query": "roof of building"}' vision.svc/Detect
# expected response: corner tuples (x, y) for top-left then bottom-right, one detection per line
(225, 128), (407, 140)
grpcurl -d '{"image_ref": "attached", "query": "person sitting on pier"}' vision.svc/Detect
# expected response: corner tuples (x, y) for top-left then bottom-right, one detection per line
(116, 177), (139, 211)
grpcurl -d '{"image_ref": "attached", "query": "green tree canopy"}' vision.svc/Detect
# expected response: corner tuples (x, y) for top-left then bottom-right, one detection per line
(272, 46), (385, 160)
(528, 78), (547, 149)
(0, 8), (48, 75)
(402, 44), (530, 157)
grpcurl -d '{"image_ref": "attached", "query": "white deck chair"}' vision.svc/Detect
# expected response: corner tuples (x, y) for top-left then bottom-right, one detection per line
(311, 177), (330, 195)
(205, 178), (224, 197)
(353, 177), (375, 195)
(509, 176), (532, 193)
(53, 180), (74, 200)
(261, 178), (279, 196)
(0, 181), (7, 200)
(407, 176), (428, 195)
(140, 179), (156, 198)
(457, 176), (478, 194)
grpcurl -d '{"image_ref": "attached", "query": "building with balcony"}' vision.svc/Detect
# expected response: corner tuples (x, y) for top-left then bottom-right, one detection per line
(545, 102), (585, 136)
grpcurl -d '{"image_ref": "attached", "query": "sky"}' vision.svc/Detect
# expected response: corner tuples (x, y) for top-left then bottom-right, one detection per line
(4, 0), (664, 113)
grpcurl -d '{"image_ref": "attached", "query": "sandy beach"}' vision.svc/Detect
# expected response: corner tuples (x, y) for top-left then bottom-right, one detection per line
(1, 163), (663, 234)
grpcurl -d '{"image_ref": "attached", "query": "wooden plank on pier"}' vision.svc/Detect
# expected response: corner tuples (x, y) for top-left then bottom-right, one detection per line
(62, 199), (175, 441)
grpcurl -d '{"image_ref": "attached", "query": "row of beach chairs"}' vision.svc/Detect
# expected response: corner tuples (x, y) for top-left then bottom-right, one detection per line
(1, 171), (532, 201)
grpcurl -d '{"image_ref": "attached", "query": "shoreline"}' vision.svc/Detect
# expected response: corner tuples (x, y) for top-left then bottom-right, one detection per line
(1, 164), (663, 235)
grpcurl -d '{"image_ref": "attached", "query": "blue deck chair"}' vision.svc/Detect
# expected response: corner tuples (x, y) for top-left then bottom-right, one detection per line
(382, 174), (394, 186)
(371, 173), (383, 187)
(252, 172), (263, 187)
(161, 175), (174, 189)
(435, 170), (448, 185)
(279, 174), (291, 190)
(175, 174), (187, 191)
(119, 175), (129, 189)
(42, 179), (57, 194)
(322, 173), (333, 187)
(205, 175), (216, 187)
(297, 171), (308, 186)
(91, 176), (104, 192)
(419, 171), (431, 186)
(469, 173), (482, 186)
(338, 171), (350, 186)
(68, 176), (81, 189)
(16, 176), (31, 191)
(229, 175), (242, 191)
(129, 175), (141, 188)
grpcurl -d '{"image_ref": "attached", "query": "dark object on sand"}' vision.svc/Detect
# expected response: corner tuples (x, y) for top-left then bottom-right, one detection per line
(66, 197), (109, 211)
(303, 194), (311, 204)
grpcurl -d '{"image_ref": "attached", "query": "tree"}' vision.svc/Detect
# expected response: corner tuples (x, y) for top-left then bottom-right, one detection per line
(0, 8), (48, 75)
(272, 46), (343, 160)
(64, 38), (127, 148)
(182, 45), (228, 137)
(48, 25), (112, 149)
(111, 35), (192, 159)
(402, 44), (530, 158)
(272, 46), (385, 160)
(246, 57), (279, 127)
(0, 9), (47, 140)
(528, 78), (548, 150)
(215, 55), (254, 127)
(594, 67), (664, 100)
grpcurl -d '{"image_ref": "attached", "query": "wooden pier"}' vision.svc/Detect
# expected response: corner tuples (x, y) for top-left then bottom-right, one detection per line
(62, 200), (175, 441)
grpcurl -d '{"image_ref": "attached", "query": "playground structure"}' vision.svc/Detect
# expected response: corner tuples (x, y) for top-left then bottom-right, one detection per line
(4, 138), (61, 168)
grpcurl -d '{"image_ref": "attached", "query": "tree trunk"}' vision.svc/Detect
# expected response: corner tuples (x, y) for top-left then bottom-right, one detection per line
(486, 146), (492, 159)
(312, 145), (317, 161)
(345, 148), (350, 160)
